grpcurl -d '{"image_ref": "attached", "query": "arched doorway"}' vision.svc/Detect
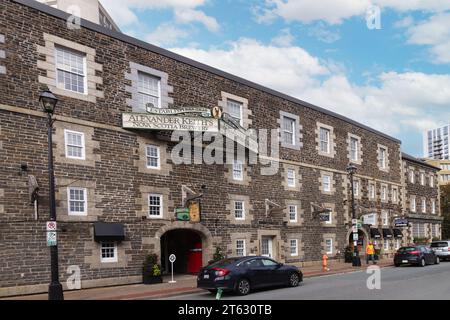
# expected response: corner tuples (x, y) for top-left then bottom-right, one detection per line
(347, 228), (369, 258)
(160, 229), (203, 274)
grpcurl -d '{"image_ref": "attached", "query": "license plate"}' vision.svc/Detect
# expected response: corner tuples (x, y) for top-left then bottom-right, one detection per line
(204, 274), (209, 279)
(402, 260), (408, 263)
(436, 249), (442, 252)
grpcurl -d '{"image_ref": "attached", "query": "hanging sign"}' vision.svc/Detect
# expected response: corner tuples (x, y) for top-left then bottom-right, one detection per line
(189, 202), (201, 223)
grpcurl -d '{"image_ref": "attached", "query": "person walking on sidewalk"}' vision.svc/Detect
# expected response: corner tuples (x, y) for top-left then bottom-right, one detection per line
(366, 242), (375, 265)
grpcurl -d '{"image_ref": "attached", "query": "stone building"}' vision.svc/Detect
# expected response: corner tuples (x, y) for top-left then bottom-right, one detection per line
(0, 0), (441, 296)
(402, 154), (442, 244)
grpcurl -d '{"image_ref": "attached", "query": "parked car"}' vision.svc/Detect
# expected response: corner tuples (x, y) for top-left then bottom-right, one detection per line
(197, 256), (303, 295)
(394, 245), (440, 267)
(430, 240), (450, 261)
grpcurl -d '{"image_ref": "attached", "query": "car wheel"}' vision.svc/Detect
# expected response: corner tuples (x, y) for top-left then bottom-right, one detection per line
(288, 272), (300, 287)
(420, 258), (426, 267)
(235, 278), (251, 296)
(435, 257), (440, 265)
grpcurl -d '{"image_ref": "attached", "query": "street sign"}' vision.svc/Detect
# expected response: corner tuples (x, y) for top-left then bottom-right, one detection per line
(169, 254), (176, 284)
(353, 233), (359, 241)
(47, 231), (57, 246)
(46, 221), (57, 231)
(352, 219), (358, 225)
(352, 226), (358, 233)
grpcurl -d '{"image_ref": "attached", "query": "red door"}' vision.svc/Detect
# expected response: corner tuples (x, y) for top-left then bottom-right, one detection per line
(187, 242), (202, 274)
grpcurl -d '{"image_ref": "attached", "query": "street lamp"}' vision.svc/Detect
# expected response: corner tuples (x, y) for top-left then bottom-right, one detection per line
(347, 163), (361, 267)
(39, 89), (64, 300)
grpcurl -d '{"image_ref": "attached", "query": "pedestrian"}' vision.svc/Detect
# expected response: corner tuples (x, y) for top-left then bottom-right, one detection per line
(366, 241), (375, 265)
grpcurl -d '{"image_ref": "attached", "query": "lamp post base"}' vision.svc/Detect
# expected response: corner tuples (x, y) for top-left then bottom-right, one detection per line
(352, 256), (361, 267)
(48, 283), (64, 300)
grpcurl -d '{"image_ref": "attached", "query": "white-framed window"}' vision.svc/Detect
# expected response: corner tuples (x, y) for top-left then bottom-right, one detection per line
(353, 180), (359, 197)
(422, 199), (427, 213)
(432, 199), (436, 214)
(430, 175), (434, 188)
(412, 223), (426, 238)
(148, 194), (163, 218)
(410, 170), (415, 183)
(369, 184), (375, 199)
(55, 46), (87, 94)
(227, 99), (243, 126)
(383, 240), (389, 251)
(411, 197), (416, 212)
(382, 211), (389, 226)
(138, 71), (161, 109)
(395, 239), (401, 250)
(67, 187), (87, 216)
(325, 238), (333, 254)
(319, 127), (330, 154)
(288, 205), (298, 223)
(100, 242), (118, 263)
(420, 173), (425, 186)
(232, 160), (244, 181)
(392, 188), (398, 203)
(287, 169), (296, 187)
(290, 239), (298, 257)
(146, 145), (160, 169)
(379, 147), (387, 169)
(236, 239), (246, 256)
(282, 116), (295, 145)
(323, 209), (332, 224)
(64, 130), (85, 160)
(350, 137), (359, 161)
(323, 174), (331, 192)
(234, 201), (245, 220)
(381, 185), (387, 201)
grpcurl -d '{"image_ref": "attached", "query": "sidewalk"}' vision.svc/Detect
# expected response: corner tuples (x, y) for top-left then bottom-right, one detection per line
(2, 259), (393, 300)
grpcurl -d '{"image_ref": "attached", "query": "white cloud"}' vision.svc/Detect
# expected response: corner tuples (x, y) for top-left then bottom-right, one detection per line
(146, 23), (189, 46)
(405, 13), (450, 64)
(100, 0), (218, 32)
(307, 22), (341, 43)
(170, 39), (450, 136)
(271, 28), (295, 47)
(174, 9), (219, 32)
(255, 0), (450, 25)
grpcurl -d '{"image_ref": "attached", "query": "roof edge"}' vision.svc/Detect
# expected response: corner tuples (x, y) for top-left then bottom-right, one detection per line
(402, 153), (440, 171)
(13, 0), (401, 144)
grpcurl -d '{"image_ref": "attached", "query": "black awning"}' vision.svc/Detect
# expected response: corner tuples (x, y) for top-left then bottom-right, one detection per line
(393, 228), (403, 239)
(370, 228), (382, 239)
(382, 228), (393, 239)
(94, 222), (125, 242)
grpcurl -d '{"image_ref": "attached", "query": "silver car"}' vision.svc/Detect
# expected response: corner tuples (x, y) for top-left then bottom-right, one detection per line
(430, 240), (450, 261)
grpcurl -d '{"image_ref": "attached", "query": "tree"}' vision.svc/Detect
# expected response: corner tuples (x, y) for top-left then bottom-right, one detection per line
(440, 184), (450, 239)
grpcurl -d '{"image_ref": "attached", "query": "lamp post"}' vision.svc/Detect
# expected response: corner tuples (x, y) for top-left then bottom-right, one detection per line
(347, 163), (361, 267)
(40, 89), (64, 300)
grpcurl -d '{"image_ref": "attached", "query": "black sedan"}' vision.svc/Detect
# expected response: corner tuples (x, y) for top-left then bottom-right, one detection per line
(394, 245), (440, 267)
(197, 256), (303, 295)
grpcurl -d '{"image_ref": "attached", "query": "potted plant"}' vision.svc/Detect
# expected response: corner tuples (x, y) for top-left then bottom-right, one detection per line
(344, 245), (353, 263)
(143, 254), (163, 284)
(208, 247), (225, 265)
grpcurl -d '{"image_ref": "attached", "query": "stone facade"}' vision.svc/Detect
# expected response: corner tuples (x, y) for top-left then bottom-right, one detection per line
(0, 0), (434, 297)
(402, 154), (442, 244)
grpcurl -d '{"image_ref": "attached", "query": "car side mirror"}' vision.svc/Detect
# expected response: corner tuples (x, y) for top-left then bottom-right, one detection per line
(277, 263), (283, 268)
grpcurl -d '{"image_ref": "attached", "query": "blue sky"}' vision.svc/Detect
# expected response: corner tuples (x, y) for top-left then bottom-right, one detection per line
(100, 0), (450, 157)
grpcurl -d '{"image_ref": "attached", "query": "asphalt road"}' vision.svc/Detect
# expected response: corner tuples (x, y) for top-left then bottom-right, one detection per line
(163, 261), (450, 300)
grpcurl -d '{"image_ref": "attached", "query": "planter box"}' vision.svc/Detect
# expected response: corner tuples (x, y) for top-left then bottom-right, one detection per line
(143, 275), (163, 285)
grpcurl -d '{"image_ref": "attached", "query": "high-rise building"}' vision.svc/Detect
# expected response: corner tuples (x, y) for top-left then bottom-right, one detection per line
(36, 0), (120, 32)
(423, 125), (450, 160)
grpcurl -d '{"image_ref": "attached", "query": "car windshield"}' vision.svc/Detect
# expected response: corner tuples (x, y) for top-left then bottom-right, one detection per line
(431, 242), (448, 248)
(398, 247), (417, 252)
(206, 258), (241, 268)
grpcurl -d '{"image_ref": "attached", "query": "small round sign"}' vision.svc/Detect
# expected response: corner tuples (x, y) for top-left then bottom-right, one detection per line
(169, 254), (176, 263)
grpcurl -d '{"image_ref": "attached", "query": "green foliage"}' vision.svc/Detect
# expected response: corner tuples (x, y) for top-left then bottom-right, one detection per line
(208, 247), (225, 265)
(143, 254), (161, 277)
(413, 237), (429, 244)
(440, 184), (450, 239)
